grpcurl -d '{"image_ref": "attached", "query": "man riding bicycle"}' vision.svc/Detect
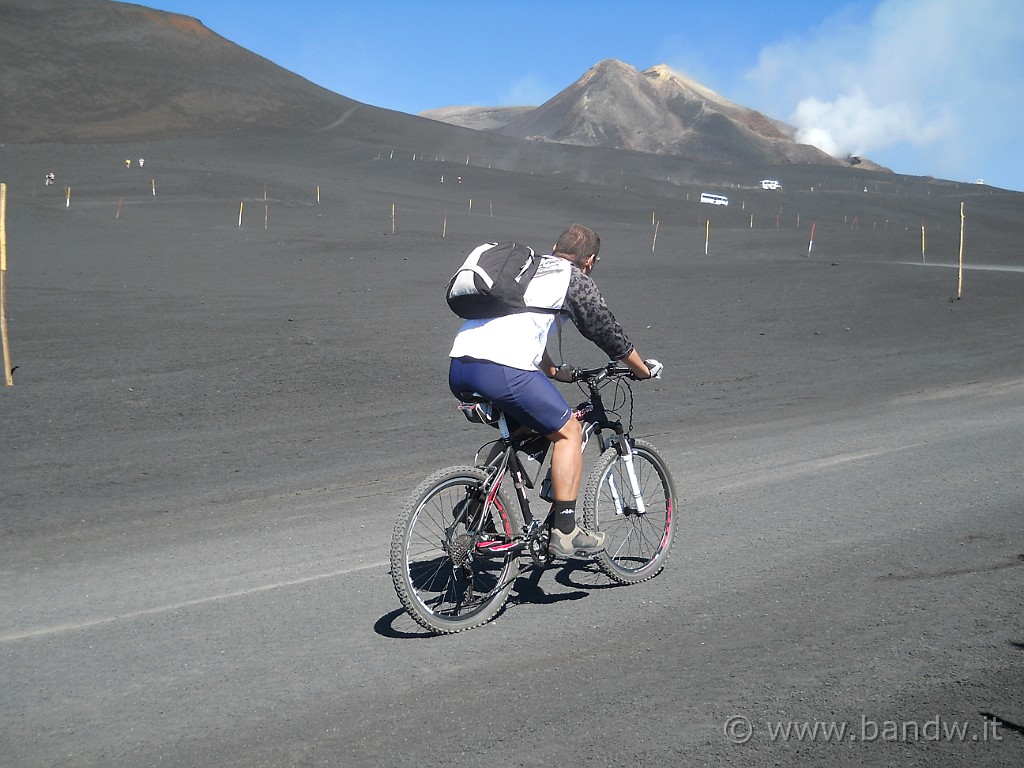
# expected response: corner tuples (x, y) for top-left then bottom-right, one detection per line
(448, 223), (661, 559)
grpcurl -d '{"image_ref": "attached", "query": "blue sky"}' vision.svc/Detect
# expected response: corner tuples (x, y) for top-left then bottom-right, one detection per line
(142, 0), (1024, 192)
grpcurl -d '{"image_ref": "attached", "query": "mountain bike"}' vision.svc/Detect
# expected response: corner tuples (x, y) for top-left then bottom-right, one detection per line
(390, 362), (678, 634)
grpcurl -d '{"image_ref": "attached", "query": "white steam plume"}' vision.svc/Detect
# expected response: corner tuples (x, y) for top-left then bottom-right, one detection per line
(791, 87), (946, 159)
(742, 0), (1024, 188)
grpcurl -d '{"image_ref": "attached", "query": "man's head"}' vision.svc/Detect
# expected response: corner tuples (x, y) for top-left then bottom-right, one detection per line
(553, 224), (600, 274)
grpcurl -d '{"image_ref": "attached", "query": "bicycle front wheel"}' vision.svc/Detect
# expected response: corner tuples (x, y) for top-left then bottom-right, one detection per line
(582, 439), (677, 584)
(390, 465), (520, 634)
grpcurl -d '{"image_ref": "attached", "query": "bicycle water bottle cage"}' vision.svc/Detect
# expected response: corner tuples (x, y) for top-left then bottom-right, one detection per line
(458, 395), (500, 427)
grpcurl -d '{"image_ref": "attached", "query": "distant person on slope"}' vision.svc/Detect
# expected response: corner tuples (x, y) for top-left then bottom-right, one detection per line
(448, 223), (662, 558)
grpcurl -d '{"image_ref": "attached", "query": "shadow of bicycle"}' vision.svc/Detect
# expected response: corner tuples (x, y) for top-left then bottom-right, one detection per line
(375, 558), (635, 638)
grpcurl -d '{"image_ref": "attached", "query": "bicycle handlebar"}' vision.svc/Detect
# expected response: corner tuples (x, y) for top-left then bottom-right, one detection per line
(572, 361), (637, 384)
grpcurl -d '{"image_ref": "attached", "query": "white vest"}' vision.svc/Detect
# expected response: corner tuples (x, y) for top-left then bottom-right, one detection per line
(449, 256), (573, 370)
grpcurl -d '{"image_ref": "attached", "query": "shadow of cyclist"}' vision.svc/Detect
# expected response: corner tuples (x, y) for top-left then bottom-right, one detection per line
(506, 562), (589, 607)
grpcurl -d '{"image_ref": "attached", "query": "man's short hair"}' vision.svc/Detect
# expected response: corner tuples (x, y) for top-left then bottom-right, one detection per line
(554, 224), (600, 267)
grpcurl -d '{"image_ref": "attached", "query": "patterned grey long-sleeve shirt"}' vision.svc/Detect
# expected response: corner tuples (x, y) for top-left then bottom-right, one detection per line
(561, 267), (634, 361)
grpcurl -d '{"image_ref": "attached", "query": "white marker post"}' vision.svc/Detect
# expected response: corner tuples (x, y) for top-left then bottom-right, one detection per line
(0, 183), (12, 385)
(957, 202), (965, 299)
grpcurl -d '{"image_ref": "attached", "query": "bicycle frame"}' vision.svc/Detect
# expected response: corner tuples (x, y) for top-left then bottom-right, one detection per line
(457, 364), (649, 556)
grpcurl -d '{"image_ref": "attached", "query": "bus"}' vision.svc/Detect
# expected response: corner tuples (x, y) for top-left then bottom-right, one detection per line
(699, 192), (729, 206)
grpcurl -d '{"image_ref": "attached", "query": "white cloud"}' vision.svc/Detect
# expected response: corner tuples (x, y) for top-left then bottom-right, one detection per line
(743, 0), (1024, 188)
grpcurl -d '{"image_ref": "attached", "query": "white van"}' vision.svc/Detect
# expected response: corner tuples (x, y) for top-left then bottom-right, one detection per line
(760, 179), (781, 190)
(699, 192), (729, 206)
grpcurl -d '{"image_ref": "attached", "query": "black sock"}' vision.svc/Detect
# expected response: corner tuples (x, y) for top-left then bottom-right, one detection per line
(551, 500), (577, 534)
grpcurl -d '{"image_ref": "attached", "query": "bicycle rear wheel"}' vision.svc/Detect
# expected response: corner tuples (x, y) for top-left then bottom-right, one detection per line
(391, 466), (520, 634)
(582, 439), (677, 584)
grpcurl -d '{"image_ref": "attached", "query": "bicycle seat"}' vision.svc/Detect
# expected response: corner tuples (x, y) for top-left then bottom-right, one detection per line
(456, 391), (491, 405)
(457, 393), (501, 426)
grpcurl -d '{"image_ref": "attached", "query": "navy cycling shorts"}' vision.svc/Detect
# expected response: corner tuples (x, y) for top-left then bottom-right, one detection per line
(449, 357), (573, 436)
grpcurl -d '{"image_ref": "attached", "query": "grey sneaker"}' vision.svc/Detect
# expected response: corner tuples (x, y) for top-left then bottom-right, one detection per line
(548, 525), (606, 558)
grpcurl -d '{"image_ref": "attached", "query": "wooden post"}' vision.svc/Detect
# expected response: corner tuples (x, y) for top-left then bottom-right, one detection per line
(238, 202), (244, 227)
(807, 222), (816, 256)
(116, 197), (123, 219)
(1, 183), (13, 385)
(316, 185), (320, 204)
(66, 187), (71, 208)
(442, 215), (447, 238)
(151, 179), (156, 196)
(957, 202), (965, 299)
(705, 219), (710, 255)
(651, 220), (659, 252)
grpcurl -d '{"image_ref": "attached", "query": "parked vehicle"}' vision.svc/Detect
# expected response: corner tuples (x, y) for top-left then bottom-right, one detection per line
(760, 179), (781, 190)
